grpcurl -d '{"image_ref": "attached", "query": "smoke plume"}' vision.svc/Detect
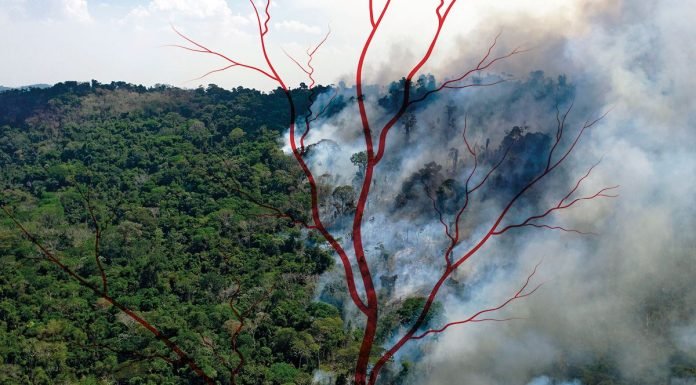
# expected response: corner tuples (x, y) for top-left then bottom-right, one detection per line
(285, 0), (695, 383)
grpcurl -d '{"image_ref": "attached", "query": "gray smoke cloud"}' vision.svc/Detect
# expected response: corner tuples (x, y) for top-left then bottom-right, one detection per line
(284, 0), (695, 384)
(420, 1), (696, 384)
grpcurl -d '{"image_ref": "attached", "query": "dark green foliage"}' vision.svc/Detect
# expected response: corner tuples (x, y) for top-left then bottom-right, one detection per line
(395, 297), (440, 326)
(0, 83), (354, 384)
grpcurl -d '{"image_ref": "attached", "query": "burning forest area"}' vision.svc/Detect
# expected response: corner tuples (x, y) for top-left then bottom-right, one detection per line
(1, 1), (694, 385)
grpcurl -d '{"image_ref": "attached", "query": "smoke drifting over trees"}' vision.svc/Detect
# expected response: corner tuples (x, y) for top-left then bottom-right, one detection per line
(276, 1), (695, 384)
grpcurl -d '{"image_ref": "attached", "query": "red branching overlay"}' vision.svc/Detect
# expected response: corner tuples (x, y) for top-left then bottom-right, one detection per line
(410, 261), (544, 341)
(1, 1), (617, 384)
(169, 1), (616, 384)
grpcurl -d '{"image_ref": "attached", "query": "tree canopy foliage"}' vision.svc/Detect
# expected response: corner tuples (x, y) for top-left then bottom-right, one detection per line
(0, 81), (354, 385)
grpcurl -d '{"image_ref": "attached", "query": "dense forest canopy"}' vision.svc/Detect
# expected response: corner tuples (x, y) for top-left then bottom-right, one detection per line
(0, 81), (693, 385)
(0, 81), (351, 385)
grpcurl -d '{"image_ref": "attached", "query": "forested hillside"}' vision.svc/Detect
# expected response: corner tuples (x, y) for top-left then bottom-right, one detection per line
(1, 81), (693, 385)
(0, 81), (356, 385)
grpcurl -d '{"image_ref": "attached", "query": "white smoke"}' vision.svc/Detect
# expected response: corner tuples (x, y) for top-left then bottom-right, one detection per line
(287, 0), (695, 384)
(422, 0), (696, 384)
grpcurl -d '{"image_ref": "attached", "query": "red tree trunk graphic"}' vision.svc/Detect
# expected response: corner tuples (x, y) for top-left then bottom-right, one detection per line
(171, 1), (617, 384)
(1, 1), (617, 384)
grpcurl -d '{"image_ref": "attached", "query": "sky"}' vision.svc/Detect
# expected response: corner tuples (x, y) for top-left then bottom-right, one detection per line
(1, 0), (609, 91)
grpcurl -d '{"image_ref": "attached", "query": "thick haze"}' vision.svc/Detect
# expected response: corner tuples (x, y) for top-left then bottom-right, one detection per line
(4, 1), (694, 384)
(419, 1), (696, 383)
(281, 1), (693, 384)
